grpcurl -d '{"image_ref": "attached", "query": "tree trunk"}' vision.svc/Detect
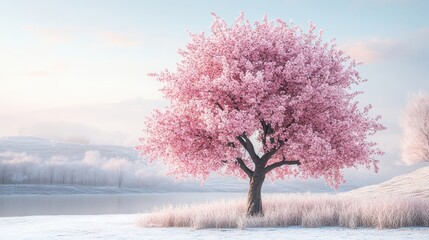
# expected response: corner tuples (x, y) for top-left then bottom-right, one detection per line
(246, 169), (265, 216)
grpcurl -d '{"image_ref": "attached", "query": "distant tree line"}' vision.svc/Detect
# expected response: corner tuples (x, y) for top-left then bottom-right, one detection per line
(0, 151), (144, 188)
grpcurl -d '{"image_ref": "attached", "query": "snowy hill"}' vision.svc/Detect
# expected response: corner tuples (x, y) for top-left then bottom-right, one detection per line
(0, 184), (150, 195)
(0, 136), (138, 160)
(344, 166), (429, 199)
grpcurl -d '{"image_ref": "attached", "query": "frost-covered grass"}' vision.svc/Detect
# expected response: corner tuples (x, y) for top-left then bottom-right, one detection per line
(138, 194), (429, 229)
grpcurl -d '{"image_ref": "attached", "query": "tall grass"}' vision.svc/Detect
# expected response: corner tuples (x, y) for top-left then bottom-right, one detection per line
(138, 194), (429, 229)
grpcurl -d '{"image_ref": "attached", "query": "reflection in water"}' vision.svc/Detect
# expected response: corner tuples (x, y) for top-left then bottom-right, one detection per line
(0, 193), (245, 217)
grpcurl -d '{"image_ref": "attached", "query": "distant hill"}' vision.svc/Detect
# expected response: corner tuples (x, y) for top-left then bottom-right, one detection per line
(0, 136), (379, 194)
(344, 166), (429, 199)
(0, 136), (181, 191)
(0, 136), (138, 160)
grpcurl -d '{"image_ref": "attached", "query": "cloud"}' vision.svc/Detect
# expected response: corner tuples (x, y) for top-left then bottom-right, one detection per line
(24, 25), (143, 48)
(98, 31), (142, 47)
(26, 63), (68, 78)
(24, 26), (76, 44)
(341, 28), (429, 64)
(341, 38), (394, 63)
(21, 121), (129, 146)
(0, 98), (167, 146)
(28, 70), (50, 77)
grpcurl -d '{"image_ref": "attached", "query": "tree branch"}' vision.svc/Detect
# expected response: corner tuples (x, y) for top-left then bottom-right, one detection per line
(260, 118), (295, 162)
(236, 157), (253, 178)
(284, 119), (295, 129)
(227, 95), (240, 110)
(216, 102), (224, 111)
(260, 120), (270, 151)
(241, 134), (257, 157)
(236, 135), (247, 148)
(264, 160), (300, 174)
(261, 140), (285, 163)
(236, 133), (260, 163)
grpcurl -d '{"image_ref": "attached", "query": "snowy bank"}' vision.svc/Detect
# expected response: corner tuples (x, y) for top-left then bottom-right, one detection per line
(1, 214), (429, 240)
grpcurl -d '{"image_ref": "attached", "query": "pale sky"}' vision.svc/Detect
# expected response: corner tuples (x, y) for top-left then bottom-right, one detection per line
(1, 1), (429, 180)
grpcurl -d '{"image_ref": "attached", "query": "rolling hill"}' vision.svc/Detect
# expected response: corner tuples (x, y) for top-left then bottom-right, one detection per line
(344, 165), (429, 199)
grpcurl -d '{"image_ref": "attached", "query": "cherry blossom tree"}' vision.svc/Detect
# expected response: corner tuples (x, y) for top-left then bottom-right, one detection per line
(137, 13), (384, 216)
(401, 92), (429, 164)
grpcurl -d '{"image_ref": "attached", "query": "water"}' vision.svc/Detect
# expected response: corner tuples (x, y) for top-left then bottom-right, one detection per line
(0, 193), (245, 217)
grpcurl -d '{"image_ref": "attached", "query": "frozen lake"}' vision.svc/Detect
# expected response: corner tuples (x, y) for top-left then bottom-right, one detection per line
(0, 192), (245, 217)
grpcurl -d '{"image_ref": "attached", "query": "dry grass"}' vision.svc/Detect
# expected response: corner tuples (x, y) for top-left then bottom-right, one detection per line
(138, 193), (429, 229)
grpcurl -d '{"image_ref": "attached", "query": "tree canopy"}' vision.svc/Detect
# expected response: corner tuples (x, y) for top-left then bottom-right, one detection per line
(401, 92), (429, 164)
(137, 13), (384, 189)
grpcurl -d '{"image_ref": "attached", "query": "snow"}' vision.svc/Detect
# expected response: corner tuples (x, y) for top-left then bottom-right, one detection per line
(343, 165), (429, 199)
(0, 214), (428, 240)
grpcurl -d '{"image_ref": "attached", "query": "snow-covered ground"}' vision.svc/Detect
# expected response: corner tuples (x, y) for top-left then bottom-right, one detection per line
(0, 214), (428, 240)
(343, 165), (429, 199)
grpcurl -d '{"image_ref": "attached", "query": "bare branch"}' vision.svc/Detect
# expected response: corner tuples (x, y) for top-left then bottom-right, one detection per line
(236, 157), (253, 178)
(264, 160), (301, 174)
